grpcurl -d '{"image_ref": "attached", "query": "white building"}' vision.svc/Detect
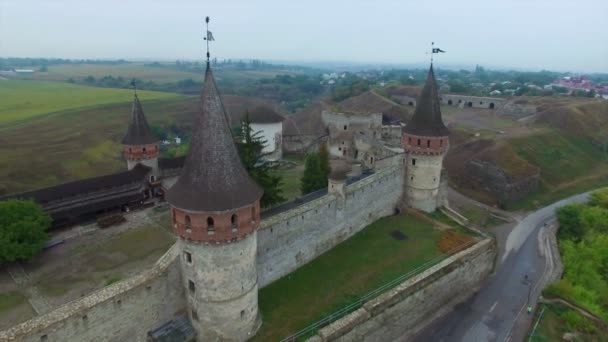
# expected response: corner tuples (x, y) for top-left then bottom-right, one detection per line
(247, 105), (285, 161)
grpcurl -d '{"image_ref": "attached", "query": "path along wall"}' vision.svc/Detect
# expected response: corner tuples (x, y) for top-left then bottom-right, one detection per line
(257, 157), (405, 287)
(0, 244), (185, 342)
(308, 238), (496, 342)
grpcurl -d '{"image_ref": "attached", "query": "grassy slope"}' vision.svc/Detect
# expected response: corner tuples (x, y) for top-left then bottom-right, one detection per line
(0, 97), (197, 195)
(0, 80), (181, 124)
(253, 213), (447, 341)
(530, 303), (607, 342)
(507, 128), (608, 209)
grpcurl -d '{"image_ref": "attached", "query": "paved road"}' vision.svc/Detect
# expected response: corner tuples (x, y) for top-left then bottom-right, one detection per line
(413, 192), (591, 342)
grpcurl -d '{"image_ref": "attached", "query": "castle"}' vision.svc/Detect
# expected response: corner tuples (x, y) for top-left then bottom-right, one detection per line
(0, 52), (455, 340)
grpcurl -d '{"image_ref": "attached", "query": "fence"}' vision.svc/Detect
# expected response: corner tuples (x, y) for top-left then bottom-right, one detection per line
(280, 239), (478, 341)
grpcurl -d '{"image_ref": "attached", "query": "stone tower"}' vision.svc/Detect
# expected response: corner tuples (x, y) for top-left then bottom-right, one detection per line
(402, 64), (450, 212)
(165, 62), (263, 341)
(122, 94), (160, 180)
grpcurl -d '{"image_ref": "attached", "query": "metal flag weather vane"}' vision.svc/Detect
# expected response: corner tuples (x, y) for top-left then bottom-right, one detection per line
(204, 16), (215, 62)
(431, 42), (446, 63)
(130, 78), (137, 95)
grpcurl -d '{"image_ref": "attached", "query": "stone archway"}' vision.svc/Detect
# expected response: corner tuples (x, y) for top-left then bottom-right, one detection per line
(448, 99), (453, 105)
(467, 101), (473, 108)
(489, 102), (495, 109)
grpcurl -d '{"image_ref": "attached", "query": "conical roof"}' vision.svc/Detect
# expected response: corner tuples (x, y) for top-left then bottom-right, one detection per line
(122, 94), (158, 145)
(166, 63), (262, 212)
(403, 64), (449, 137)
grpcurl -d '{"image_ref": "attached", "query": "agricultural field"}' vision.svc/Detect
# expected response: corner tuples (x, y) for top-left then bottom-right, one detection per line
(253, 212), (476, 341)
(0, 80), (182, 124)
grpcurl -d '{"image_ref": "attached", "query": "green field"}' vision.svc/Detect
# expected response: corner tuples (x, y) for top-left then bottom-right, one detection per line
(0, 80), (181, 124)
(253, 213), (453, 341)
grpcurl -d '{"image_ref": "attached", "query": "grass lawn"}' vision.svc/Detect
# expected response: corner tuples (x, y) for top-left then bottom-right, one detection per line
(0, 80), (181, 125)
(253, 213), (452, 341)
(276, 155), (306, 202)
(0, 291), (26, 314)
(37, 223), (174, 300)
(0, 291), (35, 330)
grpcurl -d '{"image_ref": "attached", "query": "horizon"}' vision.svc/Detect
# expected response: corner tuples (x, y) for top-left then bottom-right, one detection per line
(1, 0), (607, 73)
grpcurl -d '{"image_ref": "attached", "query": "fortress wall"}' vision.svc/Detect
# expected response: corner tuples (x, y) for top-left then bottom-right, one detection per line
(440, 94), (507, 109)
(1, 244), (185, 342)
(311, 238), (496, 342)
(257, 164), (404, 287)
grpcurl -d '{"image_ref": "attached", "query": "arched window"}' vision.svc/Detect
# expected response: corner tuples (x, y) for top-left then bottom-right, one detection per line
(207, 217), (214, 232)
(185, 215), (192, 231)
(408, 137), (412, 144)
(129, 147), (132, 152)
(417, 139), (421, 146)
(251, 206), (256, 223)
(427, 140), (431, 147)
(440, 139), (443, 147)
(231, 214), (238, 231)
(143, 147), (147, 152)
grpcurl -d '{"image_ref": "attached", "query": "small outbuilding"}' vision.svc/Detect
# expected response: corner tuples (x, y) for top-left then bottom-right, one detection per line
(246, 105), (285, 161)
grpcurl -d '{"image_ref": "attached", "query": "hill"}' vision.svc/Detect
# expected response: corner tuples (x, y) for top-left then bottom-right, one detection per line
(0, 80), (181, 124)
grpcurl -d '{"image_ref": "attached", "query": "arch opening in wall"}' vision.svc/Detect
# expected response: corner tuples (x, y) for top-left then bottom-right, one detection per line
(467, 101), (473, 108)
(440, 139), (443, 147)
(489, 102), (495, 109)
(417, 138), (421, 146)
(207, 217), (215, 232)
(251, 206), (256, 223)
(143, 147), (147, 153)
(394, 208), (401, 215)
(427, 140), (430, 147)
(448, 99), (453, 105)
(231, 214), (238, 231)
(150, 175), (156, 183)
(408, 101), (414, 106)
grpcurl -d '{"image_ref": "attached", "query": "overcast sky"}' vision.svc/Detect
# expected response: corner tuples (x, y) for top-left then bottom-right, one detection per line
(1, 0), (607, 72)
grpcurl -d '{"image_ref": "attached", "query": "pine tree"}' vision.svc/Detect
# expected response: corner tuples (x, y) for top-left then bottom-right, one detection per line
(319, 143), (331, 185)
(236, 112), (286, 208)
(300, 153), (326, 195)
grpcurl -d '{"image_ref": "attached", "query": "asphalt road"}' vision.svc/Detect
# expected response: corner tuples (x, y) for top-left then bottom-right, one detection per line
(412, 192), (591, 342)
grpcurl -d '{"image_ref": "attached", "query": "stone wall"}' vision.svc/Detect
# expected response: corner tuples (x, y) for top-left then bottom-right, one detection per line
(440, 94), (506, 109)
(465, 159), (540, 206)
(0, 244), (185, 342)
(309, 238), (496, 341)
(257, 160), (405, 287)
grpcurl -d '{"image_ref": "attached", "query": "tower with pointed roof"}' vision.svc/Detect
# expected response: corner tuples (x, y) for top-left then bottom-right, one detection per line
(165, 62), (263, 341)
(402, 64), (449, 212)
(122, 94), (160, 180)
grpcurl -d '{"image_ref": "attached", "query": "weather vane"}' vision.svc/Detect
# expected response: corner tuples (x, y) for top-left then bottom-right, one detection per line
(130, 78), (137, 96)
(204, 16), (215, 63)
(430, 42), (446, 64)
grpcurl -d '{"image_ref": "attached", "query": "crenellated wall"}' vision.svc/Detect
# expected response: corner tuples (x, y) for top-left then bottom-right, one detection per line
(257, 157), (405, 287)
(0, 245), (185, 342)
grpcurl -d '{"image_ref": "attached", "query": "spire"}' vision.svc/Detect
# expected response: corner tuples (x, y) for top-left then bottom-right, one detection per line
(403, 64), (449, 137)
(122, 94), (158, 145)
(166, 64), (262, 212)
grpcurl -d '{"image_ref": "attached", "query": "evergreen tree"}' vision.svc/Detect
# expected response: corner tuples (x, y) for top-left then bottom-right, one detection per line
(319, 143), (331, 184)
(300, 153), (326, 195)
(236, 112), (285, 208)
(0, 199), (51, 264)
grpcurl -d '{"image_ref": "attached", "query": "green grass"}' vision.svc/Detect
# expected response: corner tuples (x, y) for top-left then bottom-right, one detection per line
(0, 80), (181, 124)
(0, 292), (26, 314)
(507, 128), (608, 210)
(0, 96), (198, 195)
(19, 63), (204, 83)
(253, 213), (445, 341)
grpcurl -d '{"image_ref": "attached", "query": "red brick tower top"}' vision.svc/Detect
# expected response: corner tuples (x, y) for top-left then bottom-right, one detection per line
(402, 64), (450, 155)
(166, 63), (262, 243)
(122, 94), (159, 161)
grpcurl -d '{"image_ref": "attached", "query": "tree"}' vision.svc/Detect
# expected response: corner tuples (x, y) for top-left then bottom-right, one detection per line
(557, 204), (586, 241)
(0, 199), (51, 264)
(236, 112), (285, 208)
(589, 189), (608, 209)
(319, 143), (331, 182)
(300, 153), (326, 195)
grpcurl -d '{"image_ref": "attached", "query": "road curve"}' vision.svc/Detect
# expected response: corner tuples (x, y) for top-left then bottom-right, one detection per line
(412, 191), (591, 342)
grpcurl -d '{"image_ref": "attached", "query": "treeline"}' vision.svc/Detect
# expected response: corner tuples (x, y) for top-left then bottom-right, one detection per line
(545, 189), (608, 328)
(145, 58), (316, 73)
(0, 57), (130, 70)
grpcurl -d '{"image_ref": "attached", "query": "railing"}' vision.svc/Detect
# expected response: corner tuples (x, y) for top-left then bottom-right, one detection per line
(280, 239), (478, 341)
